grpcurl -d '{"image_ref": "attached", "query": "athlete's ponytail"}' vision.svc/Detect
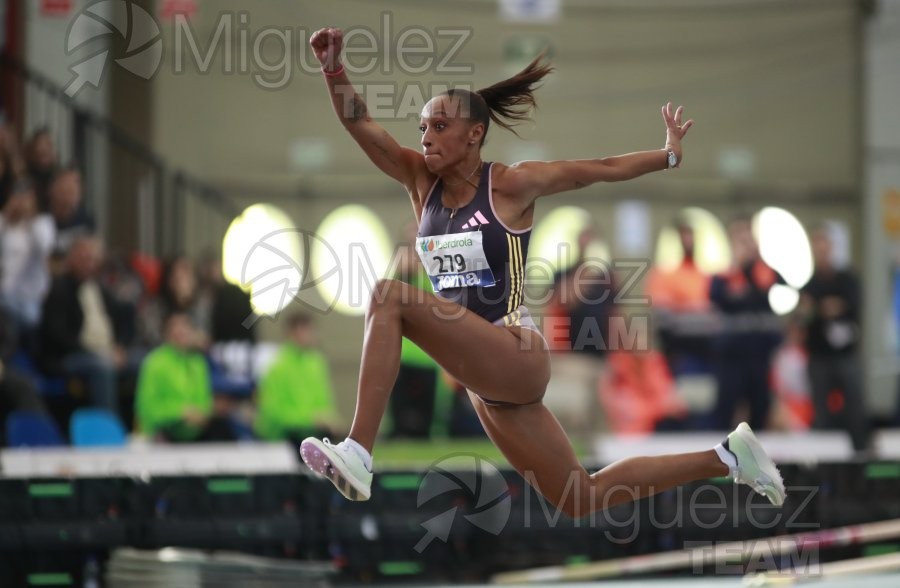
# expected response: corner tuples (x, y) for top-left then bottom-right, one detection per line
(444, 53), (553, 145)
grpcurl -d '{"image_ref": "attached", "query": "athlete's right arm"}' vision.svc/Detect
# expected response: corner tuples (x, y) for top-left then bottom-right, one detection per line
(311, 28), (424, 191)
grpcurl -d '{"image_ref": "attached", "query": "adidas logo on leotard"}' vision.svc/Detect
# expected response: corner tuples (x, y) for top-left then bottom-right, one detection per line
(461, 210), (490, 229)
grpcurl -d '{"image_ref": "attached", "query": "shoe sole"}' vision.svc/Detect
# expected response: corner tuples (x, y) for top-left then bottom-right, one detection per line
(299, 440), (371, 501)
(733, 423), (786, 506)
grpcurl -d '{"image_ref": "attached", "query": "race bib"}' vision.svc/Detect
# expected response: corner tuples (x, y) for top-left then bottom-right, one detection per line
(416, 231), (497, 291)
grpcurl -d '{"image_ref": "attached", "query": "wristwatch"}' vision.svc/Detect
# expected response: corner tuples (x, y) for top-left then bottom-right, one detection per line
(666, 148), (678, 169)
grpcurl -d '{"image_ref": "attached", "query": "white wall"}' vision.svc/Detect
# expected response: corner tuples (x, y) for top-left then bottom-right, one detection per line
(152, 0), (860, 193)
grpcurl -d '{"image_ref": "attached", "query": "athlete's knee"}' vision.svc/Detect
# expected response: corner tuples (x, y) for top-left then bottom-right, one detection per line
(533, 472), (593, 519)
(367, 279), (405, 315)
(561, 479), (598, 519)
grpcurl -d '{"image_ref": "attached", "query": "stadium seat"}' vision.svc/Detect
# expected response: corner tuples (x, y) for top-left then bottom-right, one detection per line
(8, 350), (67, 397)
(69, 408), (127, 447)
(5, 411), (65, 447)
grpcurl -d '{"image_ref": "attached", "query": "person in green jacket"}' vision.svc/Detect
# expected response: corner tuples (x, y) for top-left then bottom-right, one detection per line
(135, 312), (218, 442)
(254, 312), (339, 441)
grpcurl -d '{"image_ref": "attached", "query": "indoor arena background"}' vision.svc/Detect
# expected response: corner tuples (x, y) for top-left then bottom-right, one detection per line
(1, 0), (899, 586)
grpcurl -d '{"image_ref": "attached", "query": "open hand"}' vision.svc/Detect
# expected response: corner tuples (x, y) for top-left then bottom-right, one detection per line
(309, 27), (343, 71)
(661, 102), (693, 166)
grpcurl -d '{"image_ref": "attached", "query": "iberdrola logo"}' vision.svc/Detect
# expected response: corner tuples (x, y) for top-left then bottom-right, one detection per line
(420, 239), (436, 254)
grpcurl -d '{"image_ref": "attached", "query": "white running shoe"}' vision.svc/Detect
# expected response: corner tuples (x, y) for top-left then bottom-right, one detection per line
(300, 437), (373, 501)
(723, 422), (786, 506)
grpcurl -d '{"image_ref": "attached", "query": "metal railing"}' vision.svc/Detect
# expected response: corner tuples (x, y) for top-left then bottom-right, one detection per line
(1, 53), (240, 259)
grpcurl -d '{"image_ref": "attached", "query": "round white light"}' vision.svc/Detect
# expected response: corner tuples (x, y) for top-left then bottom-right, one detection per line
(755, 207), (813, 289)
(768, 283), (800, 316)
(222, 204), (302, 318)
(313, 205), (393, 316)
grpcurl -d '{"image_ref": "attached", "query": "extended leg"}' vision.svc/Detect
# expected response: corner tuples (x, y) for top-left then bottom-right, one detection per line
(469, 392), (727, 518)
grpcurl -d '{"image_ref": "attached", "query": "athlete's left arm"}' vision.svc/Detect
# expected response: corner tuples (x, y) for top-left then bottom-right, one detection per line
(500, 103), (693, 202)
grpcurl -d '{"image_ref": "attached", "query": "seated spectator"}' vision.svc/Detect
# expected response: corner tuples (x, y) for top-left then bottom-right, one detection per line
(254, 313), (338, 442)
(100, 251), (146, 351)
(0, 179), (55, 329)
(24, 128), (59, 212)
(48, 168), (95, 261)
(197, 253), (256, 344)
(138, 255), (208, 349)
(136, 312), (233, 442)
(39, 236), (127, 414)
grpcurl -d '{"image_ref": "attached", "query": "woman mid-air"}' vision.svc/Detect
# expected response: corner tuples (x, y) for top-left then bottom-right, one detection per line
(300, 27), (785, 516)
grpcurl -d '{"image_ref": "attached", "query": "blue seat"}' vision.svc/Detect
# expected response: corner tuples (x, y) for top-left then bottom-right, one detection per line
(8, 350), (67, 397)
(69, 408), (127, 447)
(5, 410), (66, 447)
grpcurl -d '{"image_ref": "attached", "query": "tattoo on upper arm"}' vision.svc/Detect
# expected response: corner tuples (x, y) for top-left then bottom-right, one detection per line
(373, 134), (399, 168)
(347, 94), (368, 123)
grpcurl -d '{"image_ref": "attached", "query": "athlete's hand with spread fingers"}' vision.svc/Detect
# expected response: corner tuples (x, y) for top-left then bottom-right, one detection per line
(310, 27), (344, 71)
(662, 102), (693, 167)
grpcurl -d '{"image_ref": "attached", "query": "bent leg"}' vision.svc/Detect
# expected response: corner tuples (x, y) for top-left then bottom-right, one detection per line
(469, 391), (727, 518)
(348, 279), (550, 452)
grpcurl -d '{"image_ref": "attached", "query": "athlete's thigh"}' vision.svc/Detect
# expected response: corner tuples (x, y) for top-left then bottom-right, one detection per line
(392, 281), (549, 404)
(467, 391), (588, 512)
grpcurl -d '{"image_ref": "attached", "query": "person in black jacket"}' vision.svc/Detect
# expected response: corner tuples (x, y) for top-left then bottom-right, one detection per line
(799, 226), (869, 451)
(708, 217), (784, 431)
(39, 236), (127, 414)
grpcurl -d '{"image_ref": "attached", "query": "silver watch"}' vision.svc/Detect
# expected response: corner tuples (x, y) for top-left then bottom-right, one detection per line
(666, 149), (678, 169)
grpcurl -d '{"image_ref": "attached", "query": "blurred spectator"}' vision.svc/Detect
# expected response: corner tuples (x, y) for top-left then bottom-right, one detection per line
(0, 179), (55, 329)
(708, 217), (784, 431)
(39, 236), (127, 414)
(100, 251), (146, 349)
(388, 221), (441, 437)
(136, 312), (233, 442)
(598, 318), (688, 434)
(545, 227), (616, 356)
(24, 128), (59, 212)
(646, 218), (717, 399)
(254, 312), (338, 442)
(646, 219), (710, 312)
(198, 254), (255, 343)
(138, 255), (208, 349)
(0, 306), (47, 445)
(769, 316), (813, 431)
(48, 168), (95, 261)
(799, 226), (869, 451)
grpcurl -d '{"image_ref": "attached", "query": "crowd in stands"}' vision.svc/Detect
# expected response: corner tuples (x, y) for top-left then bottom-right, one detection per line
(580, 215), (869, 452)
(0, 122), (349, 448)
(0, 119), (878, 452)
